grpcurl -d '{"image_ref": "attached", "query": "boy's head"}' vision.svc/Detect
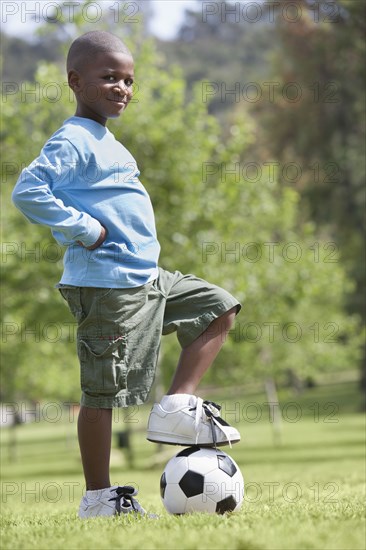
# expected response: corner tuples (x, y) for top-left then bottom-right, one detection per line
(67, 31), (134, 126)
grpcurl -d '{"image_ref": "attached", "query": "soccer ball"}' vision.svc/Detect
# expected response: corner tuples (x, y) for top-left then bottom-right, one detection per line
(160, 446), (244, 514)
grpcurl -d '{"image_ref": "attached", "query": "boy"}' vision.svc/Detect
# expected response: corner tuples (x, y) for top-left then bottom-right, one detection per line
(12, 31), (241, 518)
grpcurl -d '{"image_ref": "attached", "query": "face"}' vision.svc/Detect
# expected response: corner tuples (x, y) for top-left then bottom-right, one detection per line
(68, 51), (135, 126)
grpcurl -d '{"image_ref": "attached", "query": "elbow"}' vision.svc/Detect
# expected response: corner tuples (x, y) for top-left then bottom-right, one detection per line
(11, 186), (24, 210)
(11, 187), (20, 208)
(11, 170), (32, 210)
(11, 184), (32, 215)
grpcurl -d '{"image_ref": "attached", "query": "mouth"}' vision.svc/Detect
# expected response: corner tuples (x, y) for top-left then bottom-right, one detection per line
(108, 97), (128, 106)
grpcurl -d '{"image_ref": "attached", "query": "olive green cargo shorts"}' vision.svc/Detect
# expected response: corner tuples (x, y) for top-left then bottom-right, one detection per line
(59, 267), (241, 408)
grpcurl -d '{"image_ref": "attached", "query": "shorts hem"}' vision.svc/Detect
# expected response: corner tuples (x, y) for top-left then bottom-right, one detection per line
(80, 392), (148, 409)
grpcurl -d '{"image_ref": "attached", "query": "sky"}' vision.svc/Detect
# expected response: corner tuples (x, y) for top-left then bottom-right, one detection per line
(1, 0), (198, 41)
(149, 0), (198, 39)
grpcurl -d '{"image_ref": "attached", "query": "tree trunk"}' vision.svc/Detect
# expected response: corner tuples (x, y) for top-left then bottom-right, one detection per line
(264, 377), (282, 446)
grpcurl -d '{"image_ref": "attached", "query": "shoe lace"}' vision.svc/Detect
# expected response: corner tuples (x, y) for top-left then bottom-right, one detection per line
(109, 485), (144, 515)
(192, 398), (232, 449)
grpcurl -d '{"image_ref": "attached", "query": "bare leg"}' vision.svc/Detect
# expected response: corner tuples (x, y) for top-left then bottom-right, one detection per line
(77, 406), (112, 490)
(167, 307), (237, 395)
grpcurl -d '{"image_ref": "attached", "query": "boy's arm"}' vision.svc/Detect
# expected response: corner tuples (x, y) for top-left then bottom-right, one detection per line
(77, 225), (107, 250)
(12, 139), (105, 249)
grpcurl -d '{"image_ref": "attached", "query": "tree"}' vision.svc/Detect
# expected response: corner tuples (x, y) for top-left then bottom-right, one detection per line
(158, 0), (274, 119)
(254, 0), (366, 385)
(1, 5), (362, 407)
(160, 0), (365, 387)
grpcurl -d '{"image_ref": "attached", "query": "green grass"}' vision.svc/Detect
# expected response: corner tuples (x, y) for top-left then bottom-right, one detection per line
(1, 381), (365, 550)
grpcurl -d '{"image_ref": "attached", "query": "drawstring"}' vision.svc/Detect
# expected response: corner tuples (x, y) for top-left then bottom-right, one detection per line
(191, 398), (232, 448)
(109, 486), (142, 515)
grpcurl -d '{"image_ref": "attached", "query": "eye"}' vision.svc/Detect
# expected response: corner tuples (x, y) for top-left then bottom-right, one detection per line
(124, 78), (134, 87)
(104, 75), (116, 82)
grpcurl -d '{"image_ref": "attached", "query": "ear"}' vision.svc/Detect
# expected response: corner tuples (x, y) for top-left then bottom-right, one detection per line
(68, 69), (82, 92)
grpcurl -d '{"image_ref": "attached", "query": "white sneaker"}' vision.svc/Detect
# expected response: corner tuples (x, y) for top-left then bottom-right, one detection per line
(146, 396), (240, 447)
(78, 485), (154, 518)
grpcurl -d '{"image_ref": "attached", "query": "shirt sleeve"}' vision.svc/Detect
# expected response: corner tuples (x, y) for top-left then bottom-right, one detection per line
(11, 137), (102, 247)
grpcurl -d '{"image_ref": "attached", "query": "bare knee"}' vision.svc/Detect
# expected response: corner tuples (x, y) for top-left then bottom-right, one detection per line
(211, 306), (237, 333)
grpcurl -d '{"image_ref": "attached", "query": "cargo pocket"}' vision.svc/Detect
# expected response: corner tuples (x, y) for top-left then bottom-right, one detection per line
(78, 336), (128, 395)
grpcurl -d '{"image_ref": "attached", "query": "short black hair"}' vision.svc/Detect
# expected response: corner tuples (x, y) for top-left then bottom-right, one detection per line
(66, 31), (132, 73)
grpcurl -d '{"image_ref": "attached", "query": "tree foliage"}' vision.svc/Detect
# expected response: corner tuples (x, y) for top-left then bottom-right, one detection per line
(1, 4), (363, 402)
(260, 0), (366, 314)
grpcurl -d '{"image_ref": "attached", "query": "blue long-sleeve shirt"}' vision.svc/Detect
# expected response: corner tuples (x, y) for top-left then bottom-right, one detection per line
(12, 116), (160, 287)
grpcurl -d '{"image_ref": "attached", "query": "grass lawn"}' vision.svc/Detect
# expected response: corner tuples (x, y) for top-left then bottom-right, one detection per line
(1, 381), (365, 550)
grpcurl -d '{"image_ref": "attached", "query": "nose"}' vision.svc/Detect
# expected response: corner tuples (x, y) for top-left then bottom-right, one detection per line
(114, 80), (132, 98)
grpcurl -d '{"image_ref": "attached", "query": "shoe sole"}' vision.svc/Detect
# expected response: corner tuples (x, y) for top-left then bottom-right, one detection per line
(146, 432), (240, 447)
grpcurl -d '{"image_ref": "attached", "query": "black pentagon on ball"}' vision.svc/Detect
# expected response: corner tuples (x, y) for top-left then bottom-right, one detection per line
(179, 470), (204, 497)
(217, 454), (237, 477)
(176, 446), (201, 458)
(216, 495), (238, 514)
(160, 472), (167, 498)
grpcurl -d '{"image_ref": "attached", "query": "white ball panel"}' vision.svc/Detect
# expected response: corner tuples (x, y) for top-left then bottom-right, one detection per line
(185, 493), (217, 514)
(187, 454), (219, 476)
(164, 456), (189, 484)
(162, 484), (188, 514)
